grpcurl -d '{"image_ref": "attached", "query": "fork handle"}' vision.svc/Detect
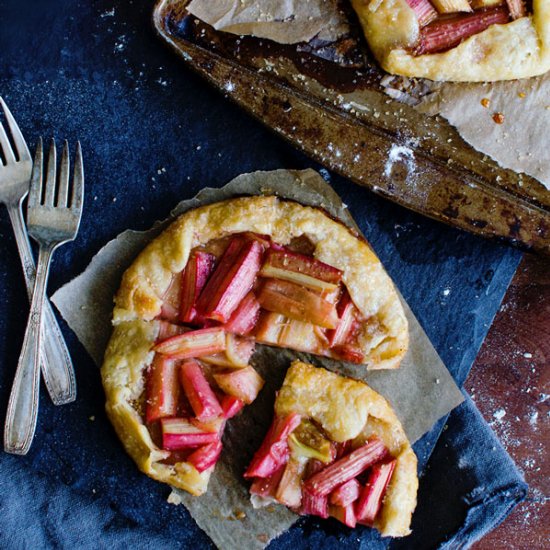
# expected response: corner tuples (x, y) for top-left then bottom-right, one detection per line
(4, 245), (54, 454)
(7, 204), (76, 405)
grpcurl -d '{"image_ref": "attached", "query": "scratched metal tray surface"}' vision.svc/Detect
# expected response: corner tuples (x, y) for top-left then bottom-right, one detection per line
(153, 0), (550, 255)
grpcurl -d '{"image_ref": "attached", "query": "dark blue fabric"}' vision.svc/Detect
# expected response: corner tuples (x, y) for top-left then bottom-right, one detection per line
(0, 0), (526, 548)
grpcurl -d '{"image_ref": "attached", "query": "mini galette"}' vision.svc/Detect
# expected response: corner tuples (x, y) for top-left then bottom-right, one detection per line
(351, 0), (550, 81)
(101, 195), (408, 496)
(246, 361), (418, 537)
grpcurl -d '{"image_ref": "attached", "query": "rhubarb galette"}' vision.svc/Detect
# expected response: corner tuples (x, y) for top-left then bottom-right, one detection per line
(351, 0), (550, 81)
(101, 195), (408, 495)
(245, 361), (418, 537)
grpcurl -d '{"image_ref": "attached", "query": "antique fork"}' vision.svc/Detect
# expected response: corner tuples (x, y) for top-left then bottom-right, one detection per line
(0, 98), (76, 406)
(4, 138), (84, 455)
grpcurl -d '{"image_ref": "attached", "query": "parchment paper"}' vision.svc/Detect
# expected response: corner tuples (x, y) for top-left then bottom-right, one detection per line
(52, 169), (463, 550)
(419, 73), (550, 191)
(186, 0), (348, 44)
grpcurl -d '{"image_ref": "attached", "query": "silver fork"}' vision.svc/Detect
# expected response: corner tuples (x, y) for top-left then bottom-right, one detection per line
(4, 138), (84, 455)
(0, 98), (76, 406)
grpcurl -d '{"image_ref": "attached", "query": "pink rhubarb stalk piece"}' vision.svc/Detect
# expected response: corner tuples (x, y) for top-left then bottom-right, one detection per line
(329, 478), (361, 507)
(187, 440), (223, 473)
(254, 312), (286, 344)
(213, 366), (264, 405)
(145, 355), (180, 424)
(224, 291), (261, 336)
(431, 0), (472, 13)
(160, 417), (219, 450)
(154, 327), (226, 359)
(275, 458), (307, 508)
(330, 504), (357, 528)
(415, 7), (509, 55)
(257, 279), (339, 329)
(224, 334), (256, 367)
(304, 438), (388, 497)
(405, 0), (438, 25)
(301, 487), (329, 519)
(250, 466), (285, 498)
(260, 248), (342, 292)
(355, 460), (397, 525)
(179, 359), (223, 421)
(244, 413), (302, 478)
(196, 238), (264, 323)
(180, 251), (216, 324)
(505, 0), (526, 19)
(221, 395), (244, 419)
(159, 271), (184, 322)
(157, 321), (188, 342)
(327, 291), (360, 347)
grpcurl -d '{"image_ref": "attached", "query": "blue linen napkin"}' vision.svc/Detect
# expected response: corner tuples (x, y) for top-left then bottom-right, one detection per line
(0, 396), (526, 549)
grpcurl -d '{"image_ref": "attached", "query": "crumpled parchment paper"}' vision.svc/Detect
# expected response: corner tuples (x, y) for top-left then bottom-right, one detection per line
(186, 0), (348, 44)
(419, 72), (550, 191)
(52, 169), (463, 550)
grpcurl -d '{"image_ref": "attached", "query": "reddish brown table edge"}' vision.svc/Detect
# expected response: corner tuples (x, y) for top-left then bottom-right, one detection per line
(467, 253), (550, 549)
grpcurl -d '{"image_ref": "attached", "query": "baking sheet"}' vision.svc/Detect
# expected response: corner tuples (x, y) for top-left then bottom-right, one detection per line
(186, 0), (550, 192)
(52, 168), (463, 550)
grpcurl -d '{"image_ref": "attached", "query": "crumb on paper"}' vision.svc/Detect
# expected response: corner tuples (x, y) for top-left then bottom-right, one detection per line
(167, 490), (183, 505)
(492, 112), (505, 124)
(481, 98), (490, 108)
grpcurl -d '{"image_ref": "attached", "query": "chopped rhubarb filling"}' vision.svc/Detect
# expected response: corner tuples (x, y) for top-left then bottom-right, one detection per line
(213, 365), (265, 405)
(244, 413), (302, 478)
(405, 0), (438, 26)
(154, 327), (227, 359)
(355, 460), (397, 525)
(329, 478), (361, 507)
(224, 291), (261, 336)
(275, 457), (307, 508)
(179, 360), (223, 421)
(329, 503), (357, 528)
(431, 0), (472, 13)
(145, 232), (382, 475)
(304, 438), (388, 497)
(327, 291), (361, 348)
(157, 321), (188, 342)
(220, 395), (244, 419)
(180, 251), (216, 324)
(187, 440), (223, 473)
(301, 487), (329, 518)
(415, 7), (510, 55)
(505, 0), (526, 18)
(260, 248), (342, 292)
(160, 418), (219, 450)
(197, 238), (264, 323)
(145, 355), (180, 424)
(257, 279), (339, 329)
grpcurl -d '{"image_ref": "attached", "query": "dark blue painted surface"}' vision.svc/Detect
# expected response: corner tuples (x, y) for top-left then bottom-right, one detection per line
(0, 1), (522, 548)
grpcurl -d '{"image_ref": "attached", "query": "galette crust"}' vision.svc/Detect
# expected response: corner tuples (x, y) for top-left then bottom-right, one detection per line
(351, 0), (550, 81)
(275, 361), (418, 537)
(113, 195), (409, 370)
(102, 195), (409, 495)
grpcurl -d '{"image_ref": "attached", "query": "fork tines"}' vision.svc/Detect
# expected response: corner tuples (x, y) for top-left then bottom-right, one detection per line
(0, 97), (31, 165)
(28, 138), (84, 211)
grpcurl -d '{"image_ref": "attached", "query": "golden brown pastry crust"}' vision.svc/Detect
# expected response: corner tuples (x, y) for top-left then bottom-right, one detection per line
(102, 195), (409, 495)
(275, 361), (418, 537)
(351, 0), (550, 82)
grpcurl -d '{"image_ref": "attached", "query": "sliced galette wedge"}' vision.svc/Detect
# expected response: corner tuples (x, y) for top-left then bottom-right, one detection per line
(102, 196), (408, 496)
(245, 361), (418, 537)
